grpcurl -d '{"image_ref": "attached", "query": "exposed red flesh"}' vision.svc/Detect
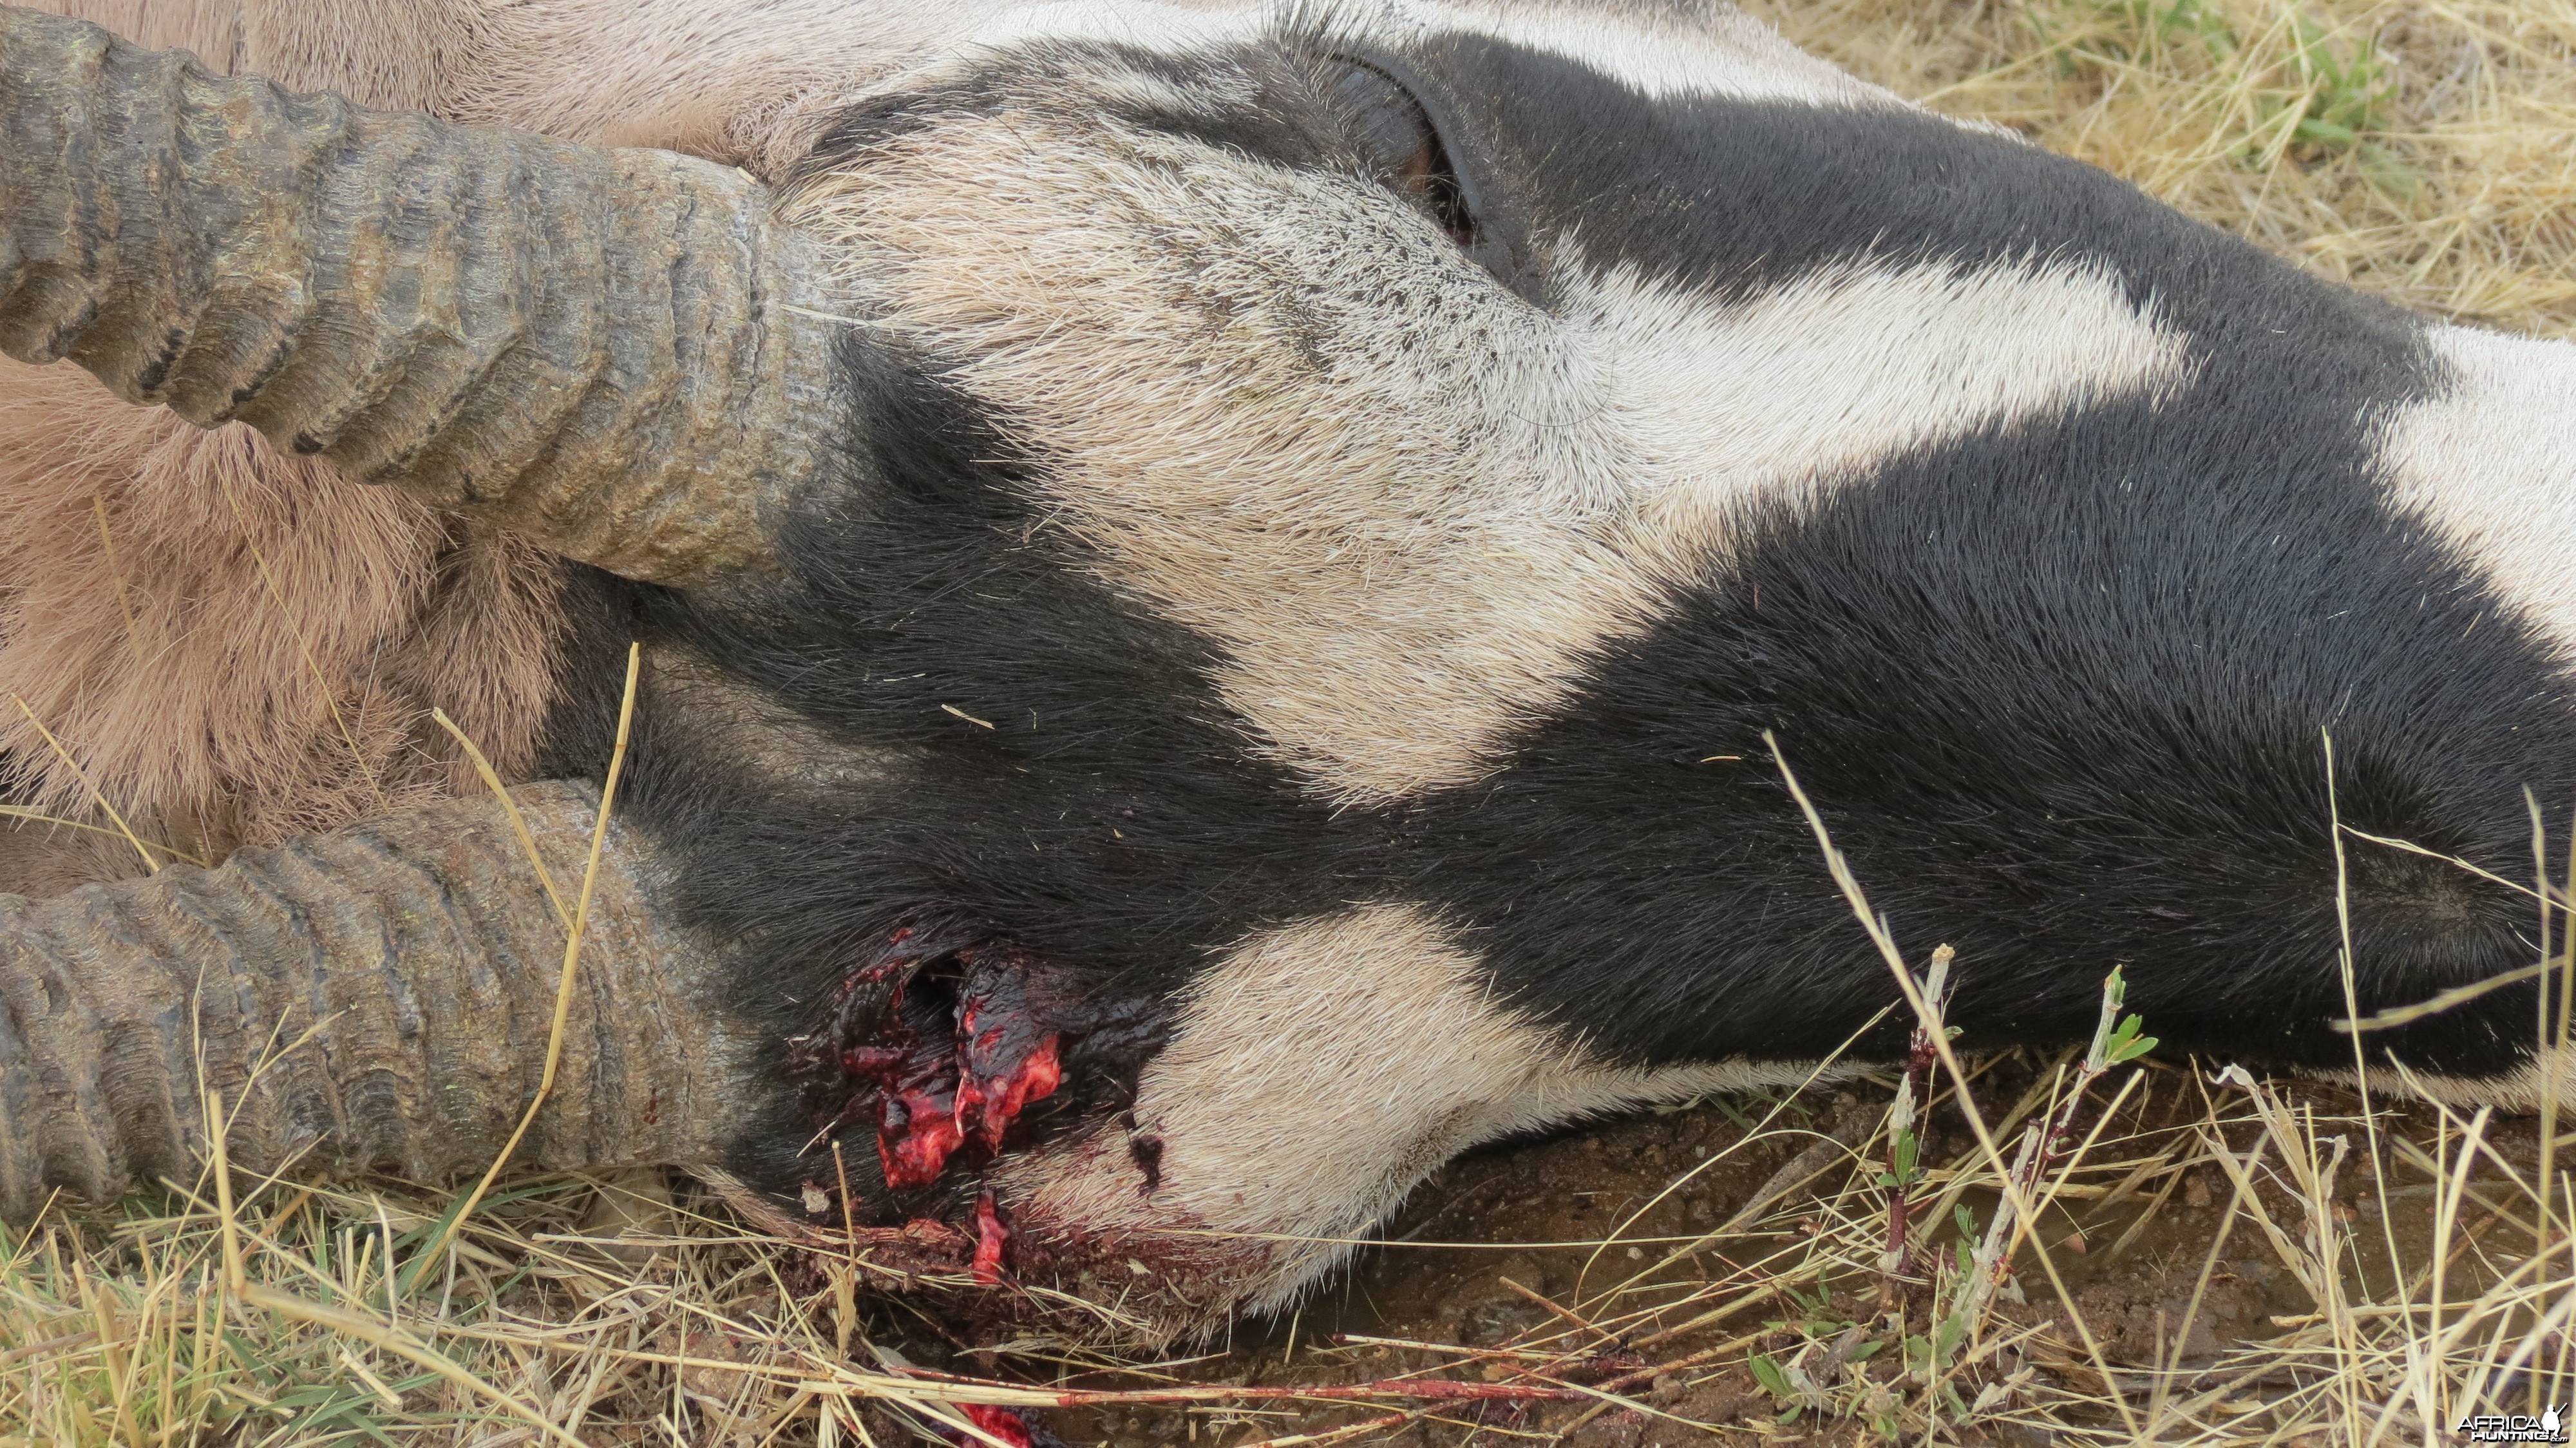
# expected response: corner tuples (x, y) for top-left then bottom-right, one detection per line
(972, 1189), (1009, 1284)
(956, 1405), (1039, 1447)
(787, 920), (1171, 1253)
(846, 1018), (967, 1188)
(831, 940), (1072, 1188)
(878, 1096), (967, 1188)
(956, 1032), (1061, 1152)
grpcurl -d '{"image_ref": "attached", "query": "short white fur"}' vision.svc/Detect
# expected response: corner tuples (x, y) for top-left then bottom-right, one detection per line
(2375, 325), (2576, 672)
(996, 902), (1845, 1311)
(796, 101), (2193, 803)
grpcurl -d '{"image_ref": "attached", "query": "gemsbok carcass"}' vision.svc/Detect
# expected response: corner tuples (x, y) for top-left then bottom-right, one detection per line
(1, 0), (2569, 1340)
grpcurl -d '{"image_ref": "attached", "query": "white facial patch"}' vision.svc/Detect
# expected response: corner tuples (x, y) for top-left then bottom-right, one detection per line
(1574, 259), (2195, 578)
(990, 901), (1840, 1313)
(791, 44), (2186, 806)
(791, 115), (1671, 806)
(2374, 325), (2576, 669)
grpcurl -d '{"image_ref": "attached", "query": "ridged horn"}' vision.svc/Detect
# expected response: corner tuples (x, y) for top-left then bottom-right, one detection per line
(0, 782), (759, 1223)
(0, 7), (842, 584)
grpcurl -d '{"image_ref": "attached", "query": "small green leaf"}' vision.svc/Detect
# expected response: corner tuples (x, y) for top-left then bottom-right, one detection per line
(1847, 1337), (1889, 1362)
(1953, 1203), (1976, 1239)
(1750, 1353), (1794, 1400)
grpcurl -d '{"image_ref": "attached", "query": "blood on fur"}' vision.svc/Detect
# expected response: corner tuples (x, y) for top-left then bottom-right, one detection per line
(787, 921), (1168, 1199)
(972, 1189), (1009, 1284)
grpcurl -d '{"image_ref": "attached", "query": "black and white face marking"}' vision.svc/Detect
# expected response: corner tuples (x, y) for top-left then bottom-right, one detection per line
(781, 11), (2191, 806)
(558, 0), (2576, 1332)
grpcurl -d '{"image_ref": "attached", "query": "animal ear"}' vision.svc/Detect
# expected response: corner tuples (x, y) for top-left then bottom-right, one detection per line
(0, 6), (844, 584)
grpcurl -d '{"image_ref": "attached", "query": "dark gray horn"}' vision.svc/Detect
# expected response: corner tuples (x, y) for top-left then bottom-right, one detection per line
(0, 6), (841, 584)
(0, 782), (757, 1223)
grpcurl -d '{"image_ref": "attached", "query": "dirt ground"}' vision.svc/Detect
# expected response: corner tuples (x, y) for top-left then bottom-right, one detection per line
(847, 1062), (2546, 1447)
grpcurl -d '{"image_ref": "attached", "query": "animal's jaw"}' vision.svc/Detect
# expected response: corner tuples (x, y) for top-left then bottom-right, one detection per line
(762, 902), (1851, 1341)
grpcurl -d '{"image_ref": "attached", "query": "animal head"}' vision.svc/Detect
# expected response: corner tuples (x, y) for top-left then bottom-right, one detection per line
(1, 0), (2568, 1340)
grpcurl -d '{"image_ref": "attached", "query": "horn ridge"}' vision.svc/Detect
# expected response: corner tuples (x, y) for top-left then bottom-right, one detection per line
(0, 782), (754, 1223)
(0, 6), (841, 582)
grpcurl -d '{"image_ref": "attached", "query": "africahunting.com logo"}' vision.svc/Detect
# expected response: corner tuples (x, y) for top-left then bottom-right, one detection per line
(2458, 1406), (2567, 1443)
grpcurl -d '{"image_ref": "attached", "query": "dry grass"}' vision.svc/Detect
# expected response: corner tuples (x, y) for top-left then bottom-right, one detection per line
(1748, 0), (2576, 336)
(9, 0), (2576, 1443)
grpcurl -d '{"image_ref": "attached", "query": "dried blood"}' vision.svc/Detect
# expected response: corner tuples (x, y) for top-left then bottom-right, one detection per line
(1127, 1130), (1164, 1196)
(972, 1189), (1008, 1284)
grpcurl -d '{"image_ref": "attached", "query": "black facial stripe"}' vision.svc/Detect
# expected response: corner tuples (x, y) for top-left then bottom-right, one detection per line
(791, 88), (1002, 186)
(667, 345), (1378, 976)
(1408, 35), (2412, 353)
(1408, 362), (2568, 1080)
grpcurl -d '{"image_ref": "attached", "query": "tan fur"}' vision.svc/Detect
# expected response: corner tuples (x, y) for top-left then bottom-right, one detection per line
(0, 358), (567, 888)
(19, 0), (1064, 166)
(994, 902), (1842, 1312)
(10, 0), (245, 72)
(2309, 1048), (2576, 1114)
